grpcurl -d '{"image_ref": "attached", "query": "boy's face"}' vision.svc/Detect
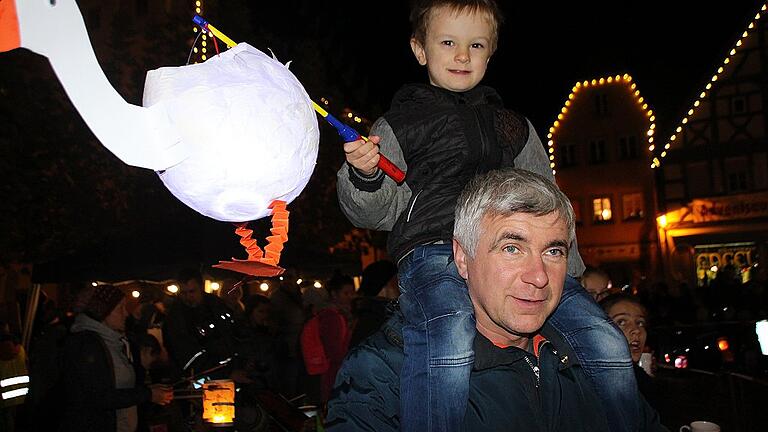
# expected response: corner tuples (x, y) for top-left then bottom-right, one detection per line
(411, 7), (495, 92)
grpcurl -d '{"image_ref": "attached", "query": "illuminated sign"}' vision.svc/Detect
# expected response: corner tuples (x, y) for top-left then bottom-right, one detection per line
(691, 195), (768, 223)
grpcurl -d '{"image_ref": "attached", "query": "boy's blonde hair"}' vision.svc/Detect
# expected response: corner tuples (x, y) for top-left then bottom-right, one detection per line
(410, 0), (504, 52)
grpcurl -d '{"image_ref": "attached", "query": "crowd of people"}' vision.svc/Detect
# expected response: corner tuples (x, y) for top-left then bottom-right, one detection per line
(3, 0), (767, 430)
(0, 260), (399, 431)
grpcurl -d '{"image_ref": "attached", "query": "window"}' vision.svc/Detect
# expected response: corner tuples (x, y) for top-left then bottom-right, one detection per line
(731, 96), (747, 114)
(725, 157), (749, 192)
(559, 142), (579, 167)
(589, 140), (607, 164)
(622, 193), (644, 220)
(619, 136), (639, 160)
(592, 197), (613, 222)
(594, 93), (609, 115)
(728, 171), (748, 192)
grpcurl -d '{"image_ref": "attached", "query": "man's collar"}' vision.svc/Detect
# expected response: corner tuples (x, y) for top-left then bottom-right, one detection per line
(381, 307), (578, 369)
(472, 331), (530, 371)
(473, 323), (578, 371)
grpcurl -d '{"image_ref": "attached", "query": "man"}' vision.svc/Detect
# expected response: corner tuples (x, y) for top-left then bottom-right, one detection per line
(162, 269), (238, 378)
(326, 169), (664, 431)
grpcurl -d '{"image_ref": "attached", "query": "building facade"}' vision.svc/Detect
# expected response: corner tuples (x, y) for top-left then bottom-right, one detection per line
(549, 75), (659, 287)
(654, 3), (768, 288)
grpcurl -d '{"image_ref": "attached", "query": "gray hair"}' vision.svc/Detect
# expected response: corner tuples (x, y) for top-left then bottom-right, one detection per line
(454, 168), (576, 257)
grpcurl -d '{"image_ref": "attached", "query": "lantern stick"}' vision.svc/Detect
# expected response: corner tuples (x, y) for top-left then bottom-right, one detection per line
(192, 16), (406, 184)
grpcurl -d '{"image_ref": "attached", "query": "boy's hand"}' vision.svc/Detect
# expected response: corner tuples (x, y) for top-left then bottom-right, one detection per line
(344, 135), (381, 177)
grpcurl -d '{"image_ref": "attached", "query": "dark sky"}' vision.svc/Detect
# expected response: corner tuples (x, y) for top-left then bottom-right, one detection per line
(1, 0), (765, 279)
(252, 0), (764, 135)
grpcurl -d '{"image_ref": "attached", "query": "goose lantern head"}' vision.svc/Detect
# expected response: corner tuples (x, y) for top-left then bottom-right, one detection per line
(0, 0), (320, 275)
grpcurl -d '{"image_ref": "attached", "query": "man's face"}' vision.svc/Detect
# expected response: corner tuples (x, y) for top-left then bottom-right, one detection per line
(454, 212), (569, 346)
(410, 6), (494, 92)
(179, 279), (204, 307)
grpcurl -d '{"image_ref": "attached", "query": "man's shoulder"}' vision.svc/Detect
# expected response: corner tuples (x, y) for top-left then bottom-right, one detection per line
(337, 314), (404, 376)
(326, 316), (404, 431)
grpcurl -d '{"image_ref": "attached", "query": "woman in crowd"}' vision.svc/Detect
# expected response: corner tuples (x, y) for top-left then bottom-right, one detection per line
(62, 284), (173, 432)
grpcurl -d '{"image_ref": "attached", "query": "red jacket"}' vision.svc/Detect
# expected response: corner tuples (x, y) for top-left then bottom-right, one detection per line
(316, 307), (350, 403)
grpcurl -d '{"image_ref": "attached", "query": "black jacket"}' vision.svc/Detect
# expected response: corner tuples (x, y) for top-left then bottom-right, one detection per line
(162, 294), (238, 376)
(326, 310), (666, 432)
(379, 84), (529, 261)
(61, 330), (150, 431)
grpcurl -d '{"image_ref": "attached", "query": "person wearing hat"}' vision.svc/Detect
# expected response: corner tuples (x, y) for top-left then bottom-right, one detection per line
(349, 260), (398, 348)
(61, 284), (173, 432)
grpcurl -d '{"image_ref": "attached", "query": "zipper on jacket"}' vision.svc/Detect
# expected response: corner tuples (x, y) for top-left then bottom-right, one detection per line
(470, 105), (489, 173)
(406, 190), (422, 223)
(523, 355), (540, 388)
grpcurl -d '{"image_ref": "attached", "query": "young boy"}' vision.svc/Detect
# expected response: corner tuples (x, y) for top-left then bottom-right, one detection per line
(337, 1), (640, 430)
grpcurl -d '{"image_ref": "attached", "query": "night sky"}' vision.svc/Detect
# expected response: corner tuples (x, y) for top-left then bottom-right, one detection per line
(0, 0), (764, 280)
(283, 0), (764, 131)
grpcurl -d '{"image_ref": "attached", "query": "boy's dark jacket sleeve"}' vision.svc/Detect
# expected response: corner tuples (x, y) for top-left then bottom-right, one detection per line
(336, 117), (412, 232)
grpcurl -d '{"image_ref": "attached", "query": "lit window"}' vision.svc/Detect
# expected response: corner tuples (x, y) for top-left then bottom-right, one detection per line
(622, 193), (644, 220)
(592, 197), (612, 222)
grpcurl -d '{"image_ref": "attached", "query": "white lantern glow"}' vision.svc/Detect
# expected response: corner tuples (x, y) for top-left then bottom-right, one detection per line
(143, 43), (319, 222)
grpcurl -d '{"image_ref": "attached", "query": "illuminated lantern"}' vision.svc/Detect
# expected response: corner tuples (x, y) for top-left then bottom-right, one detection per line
(143, 43), (319, 222)
(0, 1), (319, 222)
(202, 380), (236, 426)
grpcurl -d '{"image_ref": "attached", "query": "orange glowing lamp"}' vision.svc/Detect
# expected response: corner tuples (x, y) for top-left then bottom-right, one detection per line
(717, 337), (730, 351)
(202, 380), (236, 426)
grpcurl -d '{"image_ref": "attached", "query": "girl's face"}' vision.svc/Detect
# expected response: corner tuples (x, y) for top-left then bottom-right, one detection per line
(608, 301), (647, 363)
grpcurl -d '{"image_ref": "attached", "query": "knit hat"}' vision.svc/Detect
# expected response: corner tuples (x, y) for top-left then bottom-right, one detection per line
(84, 284), (125, 321)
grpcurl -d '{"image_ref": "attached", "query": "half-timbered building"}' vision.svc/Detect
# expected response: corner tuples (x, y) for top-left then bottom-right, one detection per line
(654, 3), (768, 287)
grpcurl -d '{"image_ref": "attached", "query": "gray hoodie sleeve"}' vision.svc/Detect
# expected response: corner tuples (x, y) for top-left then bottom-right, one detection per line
(513, 120), (586, 278)
(336, 117), (412, 231)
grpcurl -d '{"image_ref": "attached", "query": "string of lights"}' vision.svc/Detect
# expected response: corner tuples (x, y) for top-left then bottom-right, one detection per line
(547, 74), (655, 175)
(654, 2), (768, 168)
(190, 0), (212, 63)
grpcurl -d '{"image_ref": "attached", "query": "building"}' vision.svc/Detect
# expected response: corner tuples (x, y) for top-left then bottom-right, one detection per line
(549, 75), (659, 287)
(654, 3), (768, 288)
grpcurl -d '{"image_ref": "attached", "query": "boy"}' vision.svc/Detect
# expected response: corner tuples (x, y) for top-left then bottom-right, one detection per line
(337, 1), (640, 431)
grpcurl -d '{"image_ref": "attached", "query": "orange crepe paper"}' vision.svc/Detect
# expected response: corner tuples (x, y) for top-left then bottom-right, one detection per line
(213, 200), (288, 277)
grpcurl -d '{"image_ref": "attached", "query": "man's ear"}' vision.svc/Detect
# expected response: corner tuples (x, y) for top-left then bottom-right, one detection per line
(410, 38), (427, 66)
(453, 238), (470, 280)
